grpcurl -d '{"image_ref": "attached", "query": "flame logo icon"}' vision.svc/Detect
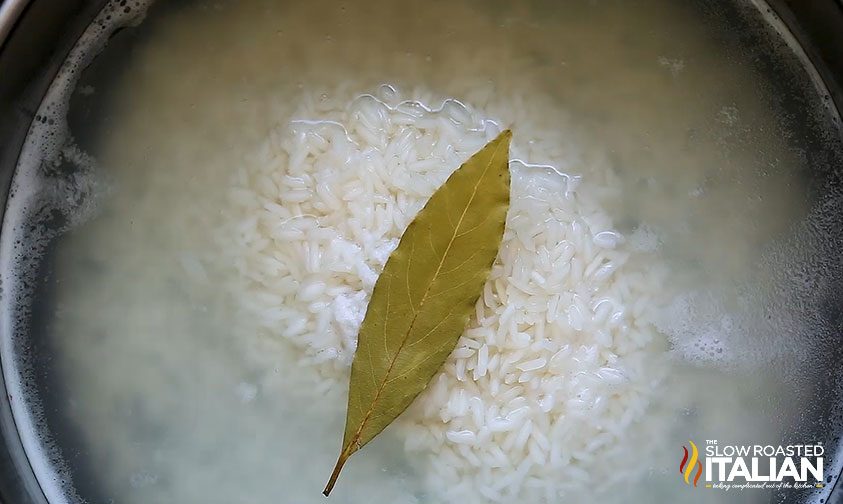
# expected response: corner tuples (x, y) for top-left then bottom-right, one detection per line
(679, 440), (703, 487)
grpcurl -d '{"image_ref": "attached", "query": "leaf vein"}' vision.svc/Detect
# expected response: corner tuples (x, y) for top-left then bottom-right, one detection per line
(438, 248), (483, 277)
(405, 238), (415, 311)
(402, 304), (461, 353)
(427, 229), (437, 255)
(386, 337), (465, 385)
(455, 211), (495, 239)
(382, 274), (391, 363)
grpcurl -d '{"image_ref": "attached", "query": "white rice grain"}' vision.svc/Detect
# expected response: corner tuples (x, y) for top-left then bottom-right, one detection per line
(223, 85), (669, 504)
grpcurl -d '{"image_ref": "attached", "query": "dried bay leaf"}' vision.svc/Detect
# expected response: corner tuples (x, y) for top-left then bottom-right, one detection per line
(323, 130), (512, 496)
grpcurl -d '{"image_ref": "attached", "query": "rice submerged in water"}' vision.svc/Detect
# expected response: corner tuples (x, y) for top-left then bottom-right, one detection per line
(14, 0), (831, 502)
(223, 85), (670, 501)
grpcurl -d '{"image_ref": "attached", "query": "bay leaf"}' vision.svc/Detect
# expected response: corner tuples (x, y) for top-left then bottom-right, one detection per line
(323, 130), (512, 496)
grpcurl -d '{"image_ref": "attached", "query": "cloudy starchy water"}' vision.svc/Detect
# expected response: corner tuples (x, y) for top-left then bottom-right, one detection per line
(1, 0), (840, 503)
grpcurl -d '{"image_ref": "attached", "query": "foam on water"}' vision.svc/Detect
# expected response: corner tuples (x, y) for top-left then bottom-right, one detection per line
(651, 6), (843, 496)
(656, 0), (843, 372)
(0, 1), (152, 502)
(649, 9), (843, 473)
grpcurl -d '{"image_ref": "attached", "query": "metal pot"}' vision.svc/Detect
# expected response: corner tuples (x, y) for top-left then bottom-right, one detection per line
(0, 1), (841, 502)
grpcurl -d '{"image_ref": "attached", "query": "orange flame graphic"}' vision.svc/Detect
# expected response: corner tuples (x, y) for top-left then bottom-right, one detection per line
(679, 440), (703, 487)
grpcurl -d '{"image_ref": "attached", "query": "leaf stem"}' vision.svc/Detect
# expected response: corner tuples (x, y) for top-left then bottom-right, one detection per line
(323, 451), (348, 497)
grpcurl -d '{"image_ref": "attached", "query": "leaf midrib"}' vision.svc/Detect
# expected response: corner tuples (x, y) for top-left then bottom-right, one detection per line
(344, 138), (508, 453)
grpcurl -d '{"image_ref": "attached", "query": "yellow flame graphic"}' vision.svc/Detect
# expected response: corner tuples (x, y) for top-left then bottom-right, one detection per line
(683, 440), (699, 484)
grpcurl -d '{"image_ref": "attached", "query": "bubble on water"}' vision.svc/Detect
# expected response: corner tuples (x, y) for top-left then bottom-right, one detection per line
(657, 56), (685, 76)
(129, 471), (159, 488)
(716, 105), (740, 125)
(235, 382), (258, 404)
